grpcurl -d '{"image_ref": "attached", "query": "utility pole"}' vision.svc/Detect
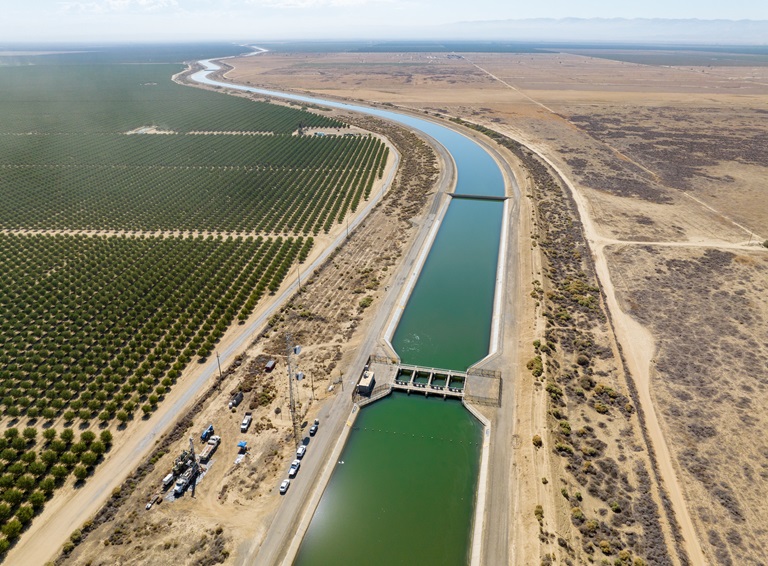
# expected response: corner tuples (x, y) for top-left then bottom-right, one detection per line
(310, 372), (315, 401)
(285, 334), (301, 450)
(188, 437), (198, 498)
(216, 351), (222, 379)
(296, 264), (302, 293)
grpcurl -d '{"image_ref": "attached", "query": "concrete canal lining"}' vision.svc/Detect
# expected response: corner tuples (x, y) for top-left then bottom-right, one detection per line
(192, 56), (514, 566)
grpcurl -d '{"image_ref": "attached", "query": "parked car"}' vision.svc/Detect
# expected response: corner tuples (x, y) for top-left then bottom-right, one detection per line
(296, 445), (307, 459)
(146, 493), (160, 510)
(288, 459), (301, 478)
(309, 424), (318, 436)
(228, 391), (244, 409)
(240, 412), (253, 433)
(279, 479), (290, 494)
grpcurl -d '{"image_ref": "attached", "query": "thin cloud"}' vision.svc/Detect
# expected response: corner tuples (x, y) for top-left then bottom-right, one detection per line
(246, 0), (389, 8)
(59, 0), (179, 13)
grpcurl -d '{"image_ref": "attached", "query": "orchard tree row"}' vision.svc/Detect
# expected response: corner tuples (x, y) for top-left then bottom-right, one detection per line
(0, 233), (309, 425)
(0, 425), (114, 553)
(0, 132), (371, 169)
(0, 137), (387, 234)
(0, 64), (344, 135)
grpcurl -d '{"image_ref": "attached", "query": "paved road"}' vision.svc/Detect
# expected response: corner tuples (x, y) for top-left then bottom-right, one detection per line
(471, 134), (521, 566)
(240, 121), (456, 566)
(4, 89), (401, 566)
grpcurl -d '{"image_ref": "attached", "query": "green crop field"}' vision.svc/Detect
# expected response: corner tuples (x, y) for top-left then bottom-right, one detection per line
(0, 134), (387, 233)
(0, 233), (308, 419)
(0, 48), (390, 553)
(0, 64), (343, 134)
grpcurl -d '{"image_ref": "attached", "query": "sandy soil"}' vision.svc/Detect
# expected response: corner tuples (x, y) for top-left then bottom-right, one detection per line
(224, 49), (768, 565)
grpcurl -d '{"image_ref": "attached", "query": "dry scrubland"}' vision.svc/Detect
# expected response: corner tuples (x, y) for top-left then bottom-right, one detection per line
(229, 50), (768, 564)
(607, 245), (768, 565)
(59, 113), (437, 565)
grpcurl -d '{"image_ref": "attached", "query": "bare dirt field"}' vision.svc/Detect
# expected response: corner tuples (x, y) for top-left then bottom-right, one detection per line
(227, 49), (768, 564)
(56, 112), (439, 565)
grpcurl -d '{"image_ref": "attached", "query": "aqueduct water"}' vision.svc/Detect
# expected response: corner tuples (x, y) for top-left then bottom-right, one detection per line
(192, 60), (508, 565)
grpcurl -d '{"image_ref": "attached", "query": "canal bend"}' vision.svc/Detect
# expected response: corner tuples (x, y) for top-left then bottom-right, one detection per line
(192, 59), (507, 566)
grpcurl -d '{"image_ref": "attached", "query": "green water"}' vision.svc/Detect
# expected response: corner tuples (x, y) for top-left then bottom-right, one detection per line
(195, 66), (505, 566)
(391, 199), (503, 371)
(294, 392), (482, 566)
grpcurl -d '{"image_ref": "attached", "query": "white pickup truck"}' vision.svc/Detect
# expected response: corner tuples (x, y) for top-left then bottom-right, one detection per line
(240, 412), (253, 433)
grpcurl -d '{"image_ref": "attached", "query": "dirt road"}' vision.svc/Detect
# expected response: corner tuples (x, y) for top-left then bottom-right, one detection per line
(240, 114), (456, 566)
(518, 140), (708, 566)
(4, 127), (400, 566)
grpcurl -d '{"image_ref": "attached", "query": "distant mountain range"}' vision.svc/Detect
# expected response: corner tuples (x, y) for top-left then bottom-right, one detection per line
(438, 18), (768, 45)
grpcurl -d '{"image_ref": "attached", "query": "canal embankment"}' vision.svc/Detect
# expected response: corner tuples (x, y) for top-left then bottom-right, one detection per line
(190, 57), (518, 566)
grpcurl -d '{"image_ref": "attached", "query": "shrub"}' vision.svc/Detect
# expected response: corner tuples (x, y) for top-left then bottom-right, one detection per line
(39, 476), (56, 494)
(3, 489), (23, 506)
(2, 519), (22, 540)
(534, 505), (544, 524)
(80, 451), (98, 467)
(28, 491), (45, 510)
(545, 382), (563, 401)
(532, 435), (543, 448)
(594, 402), (608, 414)
(16, 504), (34, 525)
(527, 356), (543, 377)
(50, 465), (69, 480)
(73, 465), (88, 481)
(554, 442), (573, 455)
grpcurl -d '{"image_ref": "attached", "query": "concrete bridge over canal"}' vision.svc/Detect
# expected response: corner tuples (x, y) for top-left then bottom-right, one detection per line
(354, 356), (502, 408)
(392, 364), (467, 398)
(449, 193), (509, 202)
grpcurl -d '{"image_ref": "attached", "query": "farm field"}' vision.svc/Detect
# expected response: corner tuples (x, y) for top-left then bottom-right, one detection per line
(0, 49), (389, 558)
(56, 111), (439, 566)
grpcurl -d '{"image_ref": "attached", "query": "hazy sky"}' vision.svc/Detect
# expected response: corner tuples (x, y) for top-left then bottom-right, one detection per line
(3, 0), (767, 42)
